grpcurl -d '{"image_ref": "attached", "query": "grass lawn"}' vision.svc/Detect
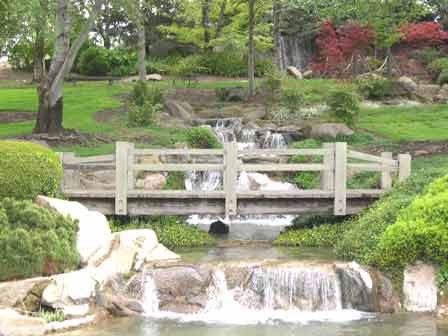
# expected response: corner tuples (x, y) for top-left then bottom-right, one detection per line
(358, 104), (448, 141)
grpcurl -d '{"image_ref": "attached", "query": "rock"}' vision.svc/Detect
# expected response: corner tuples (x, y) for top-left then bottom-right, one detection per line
(96, 292), (144, 317)
(310, 123), (354, 139)
(145, 244), (180, 263)
(417, 84), (441, 101)
(165, 100), (193, 121)
(93, 229), (159, 286)
(14, 280), (51, 312)
(146, 74), (162, 81)
(286, 66), (303, 79)
(0, 308), (46, 336)
(303, 70), (313, 79)
(137, 173), (166, 190)
(215, 88), (248, 102)
(403, 262), (438, 312)
(435, 84), (448, 104)
(41, 269), (96, 309)
(0, 277), (49, 309)
(376, 274), (399, 313)
(36, 196), (112, 266)
(336, 263), (375, 312)
(437, 305), (448, 318)
(396, 76), (418, 95)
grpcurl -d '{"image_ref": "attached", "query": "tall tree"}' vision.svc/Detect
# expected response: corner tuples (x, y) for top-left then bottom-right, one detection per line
(202, 0), (213, 50)
(248, 0), (255, 96)
(124, 0), (146, 80)
(272, 0), (282, 71)
(34, 0), (103, 134)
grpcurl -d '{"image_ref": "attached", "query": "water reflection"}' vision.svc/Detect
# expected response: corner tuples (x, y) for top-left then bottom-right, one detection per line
(62, 314), (448, 336)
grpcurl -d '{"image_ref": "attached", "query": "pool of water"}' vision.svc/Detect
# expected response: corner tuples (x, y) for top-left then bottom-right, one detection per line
(62, 314), (448, 336)
(175, 245), (337, 263)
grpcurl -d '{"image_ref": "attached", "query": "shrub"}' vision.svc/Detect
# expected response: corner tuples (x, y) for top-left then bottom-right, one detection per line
(186, 127), (222, 149)
(0, 198), (79, 281)
(371, 179), (448, 273)
(335, 168), (448, 263)
(438, 264), (448, 289)
(274, 222), (350, 248)
(281, 89), (305, 114)
(412, 48), (443, 65)
(110, 216), (216, 249)
(356, 75), (393, 100)
(0, 141), (63, 200)
(288, 140), (322, 189)
(164, 172), (186, 190)
(438, 69), (448, 86)
(326, 89), (360, 126)
(127, 102), (161, 127)
(108, 48), (137, 77)
(428, 57), (448, 77)
(78, 47), (109, 76)
(146, 56), (179, 74)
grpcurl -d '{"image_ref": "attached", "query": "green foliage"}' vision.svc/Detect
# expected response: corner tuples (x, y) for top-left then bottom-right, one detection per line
(347, 171), (380, 189)
(288, 140), (322, 189)
(327, 89), (360, 126)
(437, 264), (448, 289)
(281, 89), (304, 114)
(412, 48), (443, 65)
(371, 179), (448, 273)
(0, 141), (63, 200)
(0, 198), (79, 281)
(78, 47), (109, 76)
(274, 222), (351, 248)
(428, 57), (448, 77)
(335, 167), (448, 265)
(108, 48), (137, 77)
(164, 172), (186, 190)
(438, 69), (448, 86)
(356, 75), (393, 100)
(35, 310), (65, 323)
(8, 40), (34, 71)
(128, 81), (163, 127)
(146, 56), (179, 74)
(110, 216), (216, 249)
(186, 127), (222, 149)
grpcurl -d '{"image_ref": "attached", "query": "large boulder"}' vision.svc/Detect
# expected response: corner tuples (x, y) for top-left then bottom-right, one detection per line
(135, 173), (167, 190)
(36, 196), (112, 267)
(165, 100), (193, 121)
(146, 74), (162, 81)
(0, 308), (46, 336)
(435, 84), (448, 104)
(310, 123), (354, 139)
(403, 262), (438, 312)
(0, 277), (49, 309)
(286, 66), (303, 80)
(395, 76), (418, 96)
(417, 84), (441, 102)
(216, 88), (248, 102)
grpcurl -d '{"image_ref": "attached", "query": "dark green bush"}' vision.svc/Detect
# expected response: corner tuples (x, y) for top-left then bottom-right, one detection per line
(371, 179), (448, 273)
(412, 48), (443, 65)
(0, 198), (79, 281)
(274, 222), (351, 248)
(128, 81), (163, 127)
(438, 69), (448, 86)
(78, 47), (109, 76)
(186, 127), (222, 149)
(108, 48), (137, 77)
(110, 216), (216, 249)
(327, 90), (360, 127)
(356, 75), (393, 100)
(146, 56), (179, 74)
(0, 141), (63, 200)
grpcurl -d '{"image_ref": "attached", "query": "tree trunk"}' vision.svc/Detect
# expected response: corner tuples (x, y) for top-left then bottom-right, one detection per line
(32, 0), (48, 83)
(215, 0), (227, 39)
(248, 0), (256, 97)
(273, 0), (283, 71)
(137, 19), (147, 80)
(34, 0), (103, 134)
(202, 0), (212, 51)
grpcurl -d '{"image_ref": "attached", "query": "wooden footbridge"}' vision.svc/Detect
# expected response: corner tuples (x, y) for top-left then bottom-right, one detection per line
(60, 142), (411, 217)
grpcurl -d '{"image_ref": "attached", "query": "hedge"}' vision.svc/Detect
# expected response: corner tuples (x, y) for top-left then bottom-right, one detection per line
(0, 141), (63, 200)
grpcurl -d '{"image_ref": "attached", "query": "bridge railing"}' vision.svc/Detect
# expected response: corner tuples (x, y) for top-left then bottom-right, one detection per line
(60, 142), (411, 217)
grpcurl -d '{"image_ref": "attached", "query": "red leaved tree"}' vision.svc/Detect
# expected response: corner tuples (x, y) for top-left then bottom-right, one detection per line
(400, 22), (448, 47)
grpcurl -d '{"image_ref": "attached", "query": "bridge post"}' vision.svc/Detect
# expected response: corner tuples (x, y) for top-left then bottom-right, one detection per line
(321, 143), (335, 191)
(381, 152), (393, 190)
(398, 153), (412, 182)
(115, 142), (131, 215)
(60, 153), (80, 190)
(224, 141), (238, 218)
(334, 142), (347, 216)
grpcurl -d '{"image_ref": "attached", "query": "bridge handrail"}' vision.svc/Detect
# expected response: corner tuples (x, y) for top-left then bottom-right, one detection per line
(59, 141), (412, 217)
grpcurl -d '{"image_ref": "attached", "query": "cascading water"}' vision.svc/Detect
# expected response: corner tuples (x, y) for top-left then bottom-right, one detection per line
(186, 121), (296, 237)
(139, 262), (375, 325)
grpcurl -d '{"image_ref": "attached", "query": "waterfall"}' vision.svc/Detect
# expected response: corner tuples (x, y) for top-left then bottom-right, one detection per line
(238, 128), (257, 151)
(278, 34), (313, 71)
(263, 132), (287, 149)
(139, 264), (375, 325)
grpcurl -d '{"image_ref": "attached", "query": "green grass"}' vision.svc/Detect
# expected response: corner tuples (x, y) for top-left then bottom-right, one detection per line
(358, 104), (448, 141)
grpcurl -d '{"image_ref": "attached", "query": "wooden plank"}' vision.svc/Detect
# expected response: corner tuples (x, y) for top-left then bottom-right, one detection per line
(334, 142), (347, 216)
(348, 150), (398, 166)
(381, 152), (393, 190)
(115, 142), (129, 215)
(321, 143), (335, 191)
(239, 164), (325, 172)
(133, 148), (224, 156)
(239, 148), (329, 156)
(133, 163), (224, 172)
(398, 153), (412, 182)
(224, 141), (238, 218)
(347, 163), (399, 172)
(63, 154), (115, 164)
(127, 143), (135, 191)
